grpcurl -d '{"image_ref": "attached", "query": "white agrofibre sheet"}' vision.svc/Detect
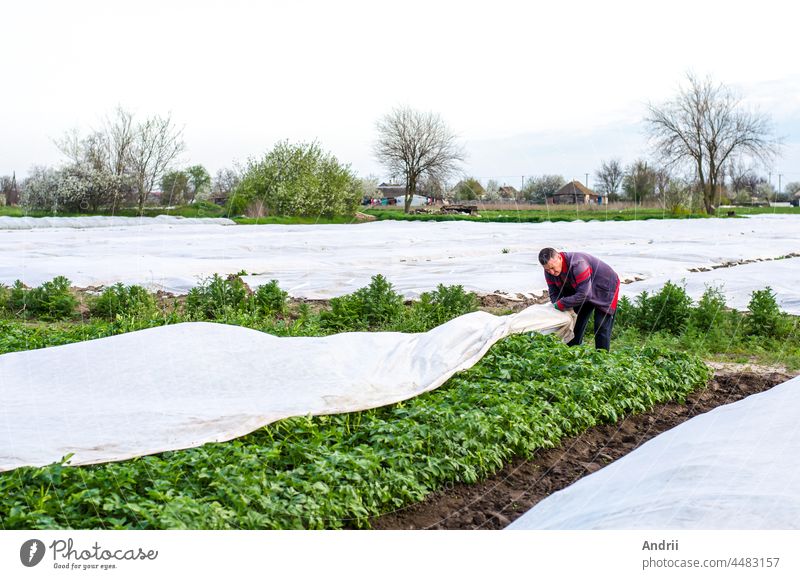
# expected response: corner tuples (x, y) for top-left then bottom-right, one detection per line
(0, 214), (799, 312)
(507, 375), (800, 530)
(0, 305), (572, 472)
(0, 215), (235, 229)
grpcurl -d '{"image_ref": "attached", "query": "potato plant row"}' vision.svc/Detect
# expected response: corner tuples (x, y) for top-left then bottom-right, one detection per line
(0, 334), (710, 529)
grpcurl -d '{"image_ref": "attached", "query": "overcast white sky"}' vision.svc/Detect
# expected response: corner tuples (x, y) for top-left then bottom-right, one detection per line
(3, 0), (800, 187)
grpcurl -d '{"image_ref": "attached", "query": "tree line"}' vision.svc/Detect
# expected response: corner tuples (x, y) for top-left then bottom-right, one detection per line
(0, 73), (787, 217)
(389, 74), (786, 213)
(447, 159), (798, 209)
(1, 107), (241, 214)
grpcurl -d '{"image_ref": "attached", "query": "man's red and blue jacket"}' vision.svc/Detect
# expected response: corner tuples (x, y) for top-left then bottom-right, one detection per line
(545, 251), (620, 314)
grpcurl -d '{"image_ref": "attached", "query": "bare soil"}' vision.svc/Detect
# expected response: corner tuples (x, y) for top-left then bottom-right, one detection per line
(370, 366), (795, 530)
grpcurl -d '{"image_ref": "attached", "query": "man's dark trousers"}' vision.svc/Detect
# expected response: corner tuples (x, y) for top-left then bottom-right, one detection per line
(567, 302), (616, 351)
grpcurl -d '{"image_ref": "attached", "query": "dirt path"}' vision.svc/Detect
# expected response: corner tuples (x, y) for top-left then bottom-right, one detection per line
(370, 365), (795, 530)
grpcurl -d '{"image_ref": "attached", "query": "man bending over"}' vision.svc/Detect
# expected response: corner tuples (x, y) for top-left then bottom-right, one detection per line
(539, 247), (620, 350)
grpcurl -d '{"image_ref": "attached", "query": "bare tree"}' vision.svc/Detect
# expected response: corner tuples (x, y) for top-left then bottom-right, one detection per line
(594, 158), (624, 198)
(374, 106), (464, 212)
(55, 106), (183, 211)
(662, 175), (694, 212)
(105, 107), (136, 178)
(523, 174), (565, 203)
(54, 128), (84, 166)
(622, 160), (658, 204)
(652, 166), (670, 203)
(726, 159), (767, 199)
(646, 73), (780, 214)
(1, 173), (19, 206)
(416, 174), (447, 200)
(127, 114), (185, 210)
(212, 168), (241, 200)
(55, 110), (129, 178)
(785, 181), (800, 196)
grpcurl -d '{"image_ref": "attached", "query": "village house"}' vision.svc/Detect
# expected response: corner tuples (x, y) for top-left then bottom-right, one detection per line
(549, 180), (607, 205)
(498, 185), (519, 199)
(367, 183), (431, 207)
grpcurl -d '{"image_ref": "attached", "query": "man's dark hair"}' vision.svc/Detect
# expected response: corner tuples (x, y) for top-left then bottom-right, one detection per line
(538, 247), (559, 265)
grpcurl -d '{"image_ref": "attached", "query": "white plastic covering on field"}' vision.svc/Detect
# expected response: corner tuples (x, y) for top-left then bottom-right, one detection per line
(0, 215), (235, 229)
(0, 214), (798, 312)
(507, 374), (800, 530)
(0, 305), (572, 472)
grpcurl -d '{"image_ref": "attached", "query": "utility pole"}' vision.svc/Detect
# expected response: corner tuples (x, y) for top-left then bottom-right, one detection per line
(10, 171), (18, 206)
(768, 172), (772, 205)
(779, 173), (783, 199)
